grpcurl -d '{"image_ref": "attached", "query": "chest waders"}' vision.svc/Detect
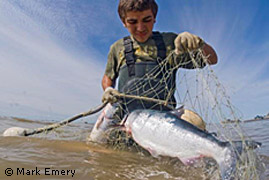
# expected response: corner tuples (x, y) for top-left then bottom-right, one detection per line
(118, 32), (177, 114)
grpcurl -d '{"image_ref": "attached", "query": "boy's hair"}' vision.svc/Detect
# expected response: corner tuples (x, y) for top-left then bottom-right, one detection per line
(118, 0), (158, 23)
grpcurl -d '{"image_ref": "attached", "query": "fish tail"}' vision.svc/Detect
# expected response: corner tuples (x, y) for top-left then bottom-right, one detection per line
(217, 146), (237, 180)
(217, 140), (261, 180)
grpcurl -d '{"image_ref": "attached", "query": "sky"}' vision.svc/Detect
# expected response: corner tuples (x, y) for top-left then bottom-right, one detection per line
(0, 0), (268, 121)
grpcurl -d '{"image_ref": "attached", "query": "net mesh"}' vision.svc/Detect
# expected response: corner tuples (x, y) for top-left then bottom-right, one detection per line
(108, 49), (262, 179)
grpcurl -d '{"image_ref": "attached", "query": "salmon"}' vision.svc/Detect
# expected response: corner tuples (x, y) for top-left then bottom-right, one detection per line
(88, 103), (118, 143)
(123, 109), (261, 180)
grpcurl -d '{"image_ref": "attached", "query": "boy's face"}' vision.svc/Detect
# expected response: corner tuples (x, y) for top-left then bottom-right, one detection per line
(123, 9), (155, 43)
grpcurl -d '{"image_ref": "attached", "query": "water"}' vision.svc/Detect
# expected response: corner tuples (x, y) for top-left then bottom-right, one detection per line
(0, 116), (268, 180)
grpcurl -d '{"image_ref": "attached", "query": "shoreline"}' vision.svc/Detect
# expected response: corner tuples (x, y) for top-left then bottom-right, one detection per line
(221, 117), (269, 124)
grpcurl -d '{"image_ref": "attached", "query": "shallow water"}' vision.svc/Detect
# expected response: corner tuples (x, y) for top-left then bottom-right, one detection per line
(0, 116), (268, 180)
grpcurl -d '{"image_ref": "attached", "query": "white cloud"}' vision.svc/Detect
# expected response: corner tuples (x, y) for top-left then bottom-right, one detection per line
(0, 0), (268, 121)
(0, 0), (105, 120)
(165, 0), (269, 119)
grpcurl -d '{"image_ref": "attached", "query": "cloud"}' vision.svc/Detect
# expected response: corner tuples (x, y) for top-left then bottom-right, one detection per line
(0, 0), (106, 120)
(0, 0), (268, 120)
(159, 0), (269, 119)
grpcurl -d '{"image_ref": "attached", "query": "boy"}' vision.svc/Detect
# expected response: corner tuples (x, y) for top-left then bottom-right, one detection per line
(102, 0), (217, 129)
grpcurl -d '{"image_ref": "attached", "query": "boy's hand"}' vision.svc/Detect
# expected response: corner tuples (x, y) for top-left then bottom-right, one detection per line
(102, 87), (120, 103)
(174, 32), (204, 55)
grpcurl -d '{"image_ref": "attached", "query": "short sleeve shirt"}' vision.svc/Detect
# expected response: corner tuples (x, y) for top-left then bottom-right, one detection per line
(105, 32), (205, 81)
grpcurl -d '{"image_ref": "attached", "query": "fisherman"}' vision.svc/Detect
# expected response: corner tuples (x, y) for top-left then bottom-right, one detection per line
(101, 0), (218, 131)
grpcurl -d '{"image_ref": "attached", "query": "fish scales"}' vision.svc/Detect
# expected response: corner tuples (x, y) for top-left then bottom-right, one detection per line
(89, 103), (118, 143)
(126, 110), (225, 159)
(124, 109), (239, 180)
(90, 106), (261, 180)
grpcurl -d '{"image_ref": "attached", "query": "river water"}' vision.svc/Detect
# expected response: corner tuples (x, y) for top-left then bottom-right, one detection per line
(0, 115), (268, 180)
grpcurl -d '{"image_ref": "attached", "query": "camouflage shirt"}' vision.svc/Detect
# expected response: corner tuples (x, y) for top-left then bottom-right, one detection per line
(105, 32), (205, 81)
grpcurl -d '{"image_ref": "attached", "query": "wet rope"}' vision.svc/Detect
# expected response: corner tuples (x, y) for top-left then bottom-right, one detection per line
(22, 93), (173, 136)
(24, 102), (108, 136)
(115, 92), (175, 110)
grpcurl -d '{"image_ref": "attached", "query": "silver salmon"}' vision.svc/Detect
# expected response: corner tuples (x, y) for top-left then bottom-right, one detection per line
(123, 109), (260, 180)
(88, 103), (118, 143)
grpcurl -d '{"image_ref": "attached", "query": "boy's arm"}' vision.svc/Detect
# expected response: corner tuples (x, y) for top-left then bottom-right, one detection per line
(102, 74), (115, 90)
(101, 75), (119, 103)
(201, 43), (218, 65)
(172, 31), (218, 68)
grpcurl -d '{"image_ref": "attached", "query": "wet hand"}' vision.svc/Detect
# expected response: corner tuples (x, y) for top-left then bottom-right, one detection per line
(174, 32), (204, 55)
(102, 87), (120, 103)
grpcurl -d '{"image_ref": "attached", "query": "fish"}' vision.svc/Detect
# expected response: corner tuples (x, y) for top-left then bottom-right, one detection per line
(88, 103), (119, 143)
(123, 109), (261, 180)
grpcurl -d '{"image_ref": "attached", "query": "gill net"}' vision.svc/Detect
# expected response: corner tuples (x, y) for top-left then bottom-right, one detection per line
(106, 49), (263, 179)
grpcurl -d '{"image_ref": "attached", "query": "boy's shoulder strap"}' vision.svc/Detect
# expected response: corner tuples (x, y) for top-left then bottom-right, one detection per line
(123, 32), (167, 77)
(152, 31), (166, 61)
(123, 36), (135, 77)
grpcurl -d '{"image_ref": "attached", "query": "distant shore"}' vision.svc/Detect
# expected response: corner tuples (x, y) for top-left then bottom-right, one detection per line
(243, 117), (269, 123)
(222, 117), (269, 124)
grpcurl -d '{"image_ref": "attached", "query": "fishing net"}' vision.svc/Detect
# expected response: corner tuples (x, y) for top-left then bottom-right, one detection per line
(104, 49), (262, 179)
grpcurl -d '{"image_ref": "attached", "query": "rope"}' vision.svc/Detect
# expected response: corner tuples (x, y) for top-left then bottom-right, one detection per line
(21, 92), (172, 136)
(115, 92), (175, 110)
(24, 102), (108, 136)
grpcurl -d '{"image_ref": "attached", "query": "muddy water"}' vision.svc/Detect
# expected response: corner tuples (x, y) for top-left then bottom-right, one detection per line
(0, 116), (268, 180)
